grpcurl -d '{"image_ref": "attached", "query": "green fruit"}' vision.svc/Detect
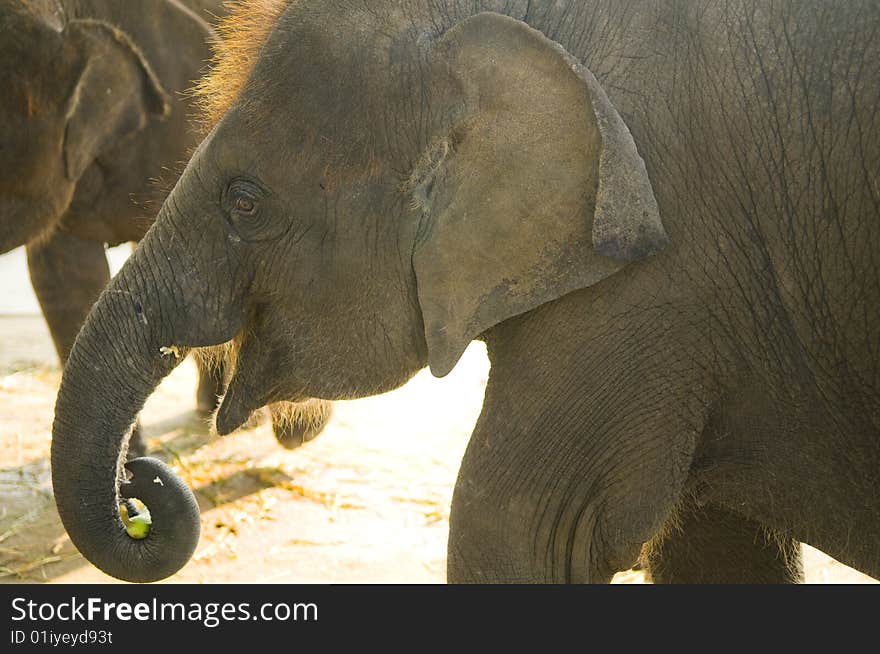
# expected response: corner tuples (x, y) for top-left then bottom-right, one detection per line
(120, 502), (152, 539)
(124, 515), (151, 539)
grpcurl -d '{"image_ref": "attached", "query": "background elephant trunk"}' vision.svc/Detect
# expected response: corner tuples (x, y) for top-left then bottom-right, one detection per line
(50, 217), (240, 582)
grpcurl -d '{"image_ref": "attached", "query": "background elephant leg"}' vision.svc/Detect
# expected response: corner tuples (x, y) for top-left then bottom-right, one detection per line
(270, 400), (332, 449)
(28, 230), (109, 362)
(124, 425), (147, 459)
(194, 353), (226, 414)
(27, 231), (146, 457)
(643, 500), (804, 584)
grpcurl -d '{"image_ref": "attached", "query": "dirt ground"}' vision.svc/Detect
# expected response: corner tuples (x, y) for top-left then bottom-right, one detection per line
(0, 313), (875, 584)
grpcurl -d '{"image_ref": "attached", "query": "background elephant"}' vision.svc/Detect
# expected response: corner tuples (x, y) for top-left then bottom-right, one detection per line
(51, 0), (879, 583)
(0, 0), (328, 453)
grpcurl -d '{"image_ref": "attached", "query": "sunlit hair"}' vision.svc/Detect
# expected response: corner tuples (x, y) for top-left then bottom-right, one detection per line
(191, 0), (294, 128)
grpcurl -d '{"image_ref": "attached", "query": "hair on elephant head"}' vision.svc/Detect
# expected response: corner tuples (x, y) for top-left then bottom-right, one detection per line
(50, 1), (668, 582)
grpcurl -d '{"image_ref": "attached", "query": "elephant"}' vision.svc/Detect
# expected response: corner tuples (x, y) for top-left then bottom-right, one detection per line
(50, 0), (879, 583)
(0, 0), (329, 453)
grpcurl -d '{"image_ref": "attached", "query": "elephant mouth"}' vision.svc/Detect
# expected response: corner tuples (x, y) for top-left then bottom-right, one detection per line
(214, 369), (310, 435)
(207, 323), (310, 436)
(195, 335), (249, 435)
(214, 380), (264, 435)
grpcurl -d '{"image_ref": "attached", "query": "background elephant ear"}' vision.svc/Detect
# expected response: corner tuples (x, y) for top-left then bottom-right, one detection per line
(62, 19), (170, 181)
(411, 12), (669, 377)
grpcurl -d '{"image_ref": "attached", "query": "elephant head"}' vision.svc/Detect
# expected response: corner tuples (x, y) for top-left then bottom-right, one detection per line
(0, 0), (170, 254)
(51, 6), (667, 582)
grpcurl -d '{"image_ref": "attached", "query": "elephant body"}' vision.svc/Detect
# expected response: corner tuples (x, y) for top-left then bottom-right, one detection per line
(50, 0), (879, 583)
(447, 0), (880, 582)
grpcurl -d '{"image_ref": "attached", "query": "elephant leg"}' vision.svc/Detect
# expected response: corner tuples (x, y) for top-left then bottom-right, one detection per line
(448, 411), (697, 583)
(194, 352), (226, 414)
(270, 399), (332, 449)
(447, 293), (711, 583)
(27, 230), (110, 362)
(27, 231), (146, 457)
(124, 425), (147, 458)
(643, 500), (804, 583)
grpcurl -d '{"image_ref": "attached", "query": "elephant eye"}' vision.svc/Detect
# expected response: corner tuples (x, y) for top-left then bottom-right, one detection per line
(224, 178), (264, 217)
(234, 195), (256, 214)
(221, 177), (287, 242)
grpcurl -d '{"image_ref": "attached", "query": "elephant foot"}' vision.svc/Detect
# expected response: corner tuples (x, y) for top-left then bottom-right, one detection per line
(270, 400), (332, 450)
(127, 423), (148, 460)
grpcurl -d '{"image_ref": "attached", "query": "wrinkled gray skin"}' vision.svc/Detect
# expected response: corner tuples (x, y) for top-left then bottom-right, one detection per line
(53, 0), (879, 583)
(1, 0), (327, 455)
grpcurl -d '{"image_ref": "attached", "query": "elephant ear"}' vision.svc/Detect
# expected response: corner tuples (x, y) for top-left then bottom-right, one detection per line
(62, 19), (170, 181)
(411, 12), (669, 377)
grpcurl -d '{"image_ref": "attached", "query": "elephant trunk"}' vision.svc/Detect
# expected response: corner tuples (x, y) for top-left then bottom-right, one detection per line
(51, 215), (241, 582)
